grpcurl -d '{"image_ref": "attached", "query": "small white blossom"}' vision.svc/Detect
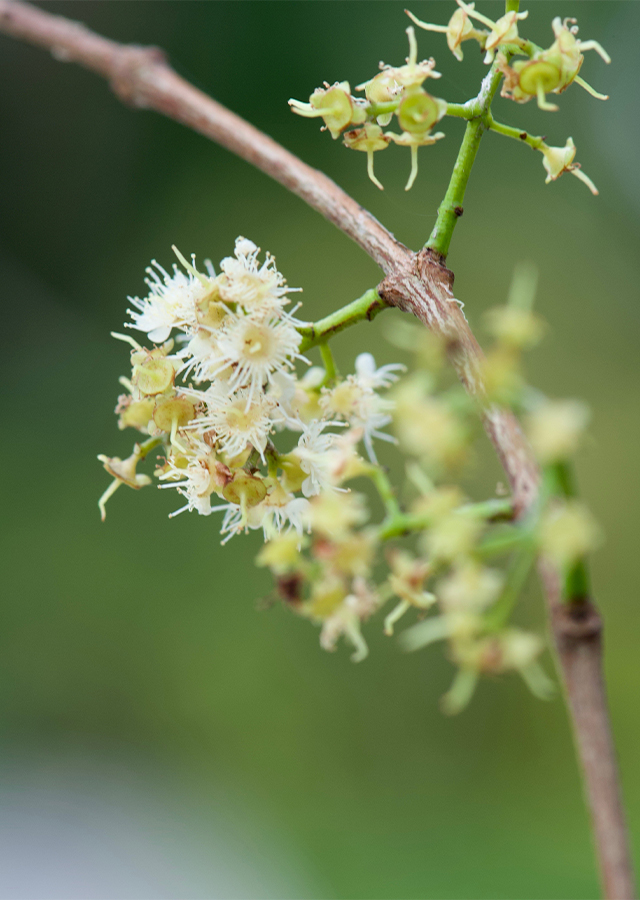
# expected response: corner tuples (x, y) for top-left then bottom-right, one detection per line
(214, 312), (308, 407)
(355, 352), (406, 389)
(127, 259), (210, 343)
(294, 420), (345, 497)
(218, 237), (299, 313)
(194, 389), (276, 462)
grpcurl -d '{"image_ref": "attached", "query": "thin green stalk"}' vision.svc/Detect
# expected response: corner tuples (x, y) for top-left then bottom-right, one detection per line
(484, 540), (537, 630)
(297, 289), (388, 352)
(137, 435), (164, 459)
(445, 103), (474, 120)
(378, 498), (513, 541)
(426, 0), (520, 258)
(544, 460), (592, 602)
(364, 464), (401, 518)
(319, 342), (337, 383)
(487, 115), (545, 151)
(425, 116), (486, 258)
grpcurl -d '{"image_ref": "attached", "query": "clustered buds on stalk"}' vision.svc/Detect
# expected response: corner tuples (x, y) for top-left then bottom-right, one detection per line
(290, 1), (609, 195)
(290, 27), (446, 191)
(99, 244), (600, 712)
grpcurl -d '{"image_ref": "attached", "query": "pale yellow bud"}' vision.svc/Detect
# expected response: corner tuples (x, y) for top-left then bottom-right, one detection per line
(116, 396), (155, 432)
(256, 532), (306, 575)
(438, 563), (504, 613)
(526, 399), (590, 463)
(424, 513), (483, 563)
(132, 356), (176, 396)
(484, 306), (545, 350)
(539, 501), (602, 566)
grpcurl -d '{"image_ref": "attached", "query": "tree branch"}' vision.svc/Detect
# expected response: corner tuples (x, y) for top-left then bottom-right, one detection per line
(541, 564), (636, 900)
(0, 3), (634, 897)
(0, 0), (406, 273)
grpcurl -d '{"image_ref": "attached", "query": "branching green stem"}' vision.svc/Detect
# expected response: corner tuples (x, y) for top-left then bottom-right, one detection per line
(137, 435), (164, 459)
(445, 102), (475, 120)
(426, 0), (521, 258)
(378, 497), (513, 541)
(487, 115), (545, 151)
(297, 289), (388, 352)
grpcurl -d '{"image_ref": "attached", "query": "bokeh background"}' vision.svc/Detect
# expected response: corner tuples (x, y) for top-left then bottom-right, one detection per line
(0, 2), (638, 897)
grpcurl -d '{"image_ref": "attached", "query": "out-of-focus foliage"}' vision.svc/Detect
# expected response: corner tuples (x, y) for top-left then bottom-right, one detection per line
(0, 3), (638, 897)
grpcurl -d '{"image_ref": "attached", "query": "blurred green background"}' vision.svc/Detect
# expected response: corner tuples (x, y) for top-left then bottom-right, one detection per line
(0, 2), (638, 897)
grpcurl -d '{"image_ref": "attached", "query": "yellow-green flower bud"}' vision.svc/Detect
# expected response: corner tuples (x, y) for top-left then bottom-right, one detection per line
(343, 123), (390, 190)
(117, 396), (155, 432)
(289, 82), (365, 140)
(540, 138), (598, 195)
(406, 6), (488, 63)
(483, 306), (545, 350)
(278, 454), (307, 494)
(397, 89), (447, 135)
(221, 470), (268, 508)
(526, 399), (590, 463)
(132, 356), (176, 396)
(256, 532), (306, 575)
(539, 501), (601, 567)
(153, 395), (196, 432)
(97, 446), (153, 521)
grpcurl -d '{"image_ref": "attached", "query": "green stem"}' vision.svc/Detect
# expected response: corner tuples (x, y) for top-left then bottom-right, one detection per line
(484, 539), (537, 630)
(487, 115), (544, 151)
(297, 289), (388, 352)
(426, 117), (485, 257)
(378, 497), (513, 541)
(364, 464), (401, 518)
(137, 435), (164, 459)
(445, 103), (475, 120)
(544, 460), (592, 602)
(319, 342), (337, 383)
(425, 0), (521, 258)
(369, 100), (399, 118)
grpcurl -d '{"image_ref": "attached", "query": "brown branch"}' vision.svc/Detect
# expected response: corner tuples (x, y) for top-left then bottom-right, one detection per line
(0, 0), (406, 274)
(540, 562), (637, 900)
(0, 3), (634, 897)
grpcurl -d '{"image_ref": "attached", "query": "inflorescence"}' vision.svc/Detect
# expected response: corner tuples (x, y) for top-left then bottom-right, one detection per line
(289, 0), (609, 192)
(99, 238), (599, 713)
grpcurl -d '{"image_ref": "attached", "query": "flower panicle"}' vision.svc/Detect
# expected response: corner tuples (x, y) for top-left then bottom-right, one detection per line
(99, 245), (598, 709)
(289, 5), (608, 197)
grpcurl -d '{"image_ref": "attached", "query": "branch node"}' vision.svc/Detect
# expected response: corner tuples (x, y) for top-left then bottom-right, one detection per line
(110, 45), (168, 108)
(553, 598), (603, 644)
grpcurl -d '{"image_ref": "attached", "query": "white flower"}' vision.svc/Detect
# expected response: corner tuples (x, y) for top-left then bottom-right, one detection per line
(156, 441), (221, 517)
(126, 259), (210, 343)
(321, 374), (397, 463)
(294, 420), (344, 497)
(176, 330), (224, 383)
(212, 312), (308, 408)
(220, 483), (310, 543)
(319, 578), (379, 662)
(218, 237), (298, 313)
(354, 352), (406, 389)
(193, 388), (276, 462)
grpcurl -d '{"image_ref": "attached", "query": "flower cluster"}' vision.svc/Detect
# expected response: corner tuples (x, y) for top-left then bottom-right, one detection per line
(100, 239), (402, 543)
(99, 243), (601, 712)
(290, 27), (446, 191)
(290, 2), (609, 195)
